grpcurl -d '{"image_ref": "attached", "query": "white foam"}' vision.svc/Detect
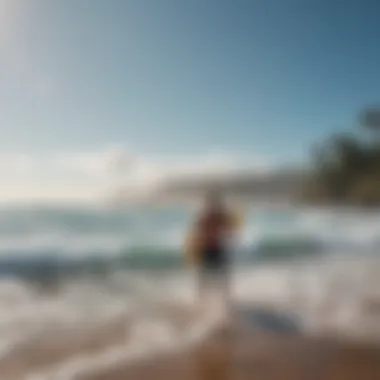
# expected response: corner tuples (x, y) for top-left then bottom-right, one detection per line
(0, 255), (379, 350)
(1, 207), (380, 261)
(25, 307), (220, 380)
(0, 206), (379, 377)
(0, 257), (378, 378)
(233, 257), (380, 341)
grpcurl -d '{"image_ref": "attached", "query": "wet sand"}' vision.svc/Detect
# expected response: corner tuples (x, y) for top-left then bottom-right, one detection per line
(1, 307), (379, 380)
(0, 304), (198, 380)
(80, 324), (380, 380)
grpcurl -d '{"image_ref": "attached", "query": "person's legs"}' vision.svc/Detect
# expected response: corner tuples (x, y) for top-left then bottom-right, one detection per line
(196, 266), (206, 306)
(196, 247), (231, 316)
(196, 265), (214, 315)
(214, 264), (232, 321)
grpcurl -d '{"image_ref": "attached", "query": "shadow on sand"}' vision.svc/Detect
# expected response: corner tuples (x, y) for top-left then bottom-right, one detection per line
(235, 305), (302, 335)
(195, 306), (302, 380)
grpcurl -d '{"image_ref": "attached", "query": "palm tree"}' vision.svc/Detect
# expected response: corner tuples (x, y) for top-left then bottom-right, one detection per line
(303, 108), (380, 206)
(359, 107), (380, 137)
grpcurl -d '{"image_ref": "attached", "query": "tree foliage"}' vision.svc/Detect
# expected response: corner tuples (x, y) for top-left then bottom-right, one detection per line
(303, 110), (380, 206)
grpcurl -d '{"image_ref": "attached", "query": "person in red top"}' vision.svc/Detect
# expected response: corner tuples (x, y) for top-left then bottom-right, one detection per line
(192, 191), (238, 314)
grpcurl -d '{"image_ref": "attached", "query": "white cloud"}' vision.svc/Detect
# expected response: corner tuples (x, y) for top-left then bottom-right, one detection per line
(0, 146), (274, 203)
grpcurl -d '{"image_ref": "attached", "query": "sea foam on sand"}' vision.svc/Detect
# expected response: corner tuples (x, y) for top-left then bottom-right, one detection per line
(0, 256), (380, 379)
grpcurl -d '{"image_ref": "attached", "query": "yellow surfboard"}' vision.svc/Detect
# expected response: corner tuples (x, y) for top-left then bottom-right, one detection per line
(183, 228), (202, 266)
(228, 209), (244, 229)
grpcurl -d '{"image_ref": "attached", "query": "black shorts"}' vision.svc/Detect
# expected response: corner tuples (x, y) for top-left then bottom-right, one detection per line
(199, 246), (229, 288)
(201, 246), (228, 271)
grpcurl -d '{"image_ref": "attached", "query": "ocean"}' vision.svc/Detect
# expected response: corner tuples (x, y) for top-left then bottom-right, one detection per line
(0, 203), (379, 379)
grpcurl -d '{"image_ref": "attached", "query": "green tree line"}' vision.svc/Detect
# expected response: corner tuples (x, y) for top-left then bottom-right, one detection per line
(302, 108), (380, 206)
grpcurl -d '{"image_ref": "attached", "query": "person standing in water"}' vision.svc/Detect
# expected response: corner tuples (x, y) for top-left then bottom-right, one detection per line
(185, 192), (242, 315)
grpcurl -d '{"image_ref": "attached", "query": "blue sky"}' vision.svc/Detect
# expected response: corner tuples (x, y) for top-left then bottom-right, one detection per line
(1, 0), (380, 201)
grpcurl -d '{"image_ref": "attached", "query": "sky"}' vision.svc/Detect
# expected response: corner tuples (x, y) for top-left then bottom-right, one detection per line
(1, 0), (380, 202)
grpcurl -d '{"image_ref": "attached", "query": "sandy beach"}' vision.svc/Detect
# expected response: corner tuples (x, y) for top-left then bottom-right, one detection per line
(79, 321), (380, 380)
(0, 303), (198, 380)
(1, 304), (378, 380)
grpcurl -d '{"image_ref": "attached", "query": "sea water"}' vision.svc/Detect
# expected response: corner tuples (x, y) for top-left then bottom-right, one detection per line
(0, 203), (379, 379)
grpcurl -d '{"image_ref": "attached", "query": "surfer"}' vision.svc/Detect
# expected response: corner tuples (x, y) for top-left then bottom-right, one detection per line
(184, 191), (242, 316)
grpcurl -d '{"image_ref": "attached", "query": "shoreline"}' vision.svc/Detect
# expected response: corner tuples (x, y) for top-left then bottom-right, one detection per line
(78, 321), (380, 380)
(1, 306), (379, 380)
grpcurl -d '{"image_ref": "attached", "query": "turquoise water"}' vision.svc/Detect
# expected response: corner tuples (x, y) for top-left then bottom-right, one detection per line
(0, 204), (379, 276)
